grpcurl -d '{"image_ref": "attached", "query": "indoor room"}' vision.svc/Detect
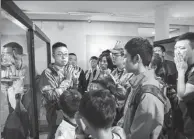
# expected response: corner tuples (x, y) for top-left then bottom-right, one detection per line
(1, 1), (194, 139)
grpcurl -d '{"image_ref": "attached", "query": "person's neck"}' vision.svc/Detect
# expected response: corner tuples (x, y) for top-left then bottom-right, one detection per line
(68, 118), (76, 125)
(63, 113), (77, 125)
(161, 57), (165, 63)
(92, 67), (97, 71)
(117, 64), (124, 71)
(54, 63), (65, 70)
(95, 128), (113, 139)
(134, 65), (147, 75)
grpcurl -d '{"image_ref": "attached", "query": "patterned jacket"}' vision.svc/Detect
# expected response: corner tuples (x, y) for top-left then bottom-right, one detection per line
(111, 68), (133, 109)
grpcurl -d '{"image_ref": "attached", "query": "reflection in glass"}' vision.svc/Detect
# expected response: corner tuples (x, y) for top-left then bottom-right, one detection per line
(0, 10), (33, 138)
(34, 34), (49, 134)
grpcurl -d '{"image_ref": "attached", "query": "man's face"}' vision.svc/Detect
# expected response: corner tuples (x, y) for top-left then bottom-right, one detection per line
(53, 47), (69, 67)
(90, 59), (98, 69)
(68, 55), (77, 67)
(1, 47), (14, 66)
(124, 50), (138, 73)
(111, 52), (124, 66)
(153, 47), (165, 58)
(174, 40), (193, 63)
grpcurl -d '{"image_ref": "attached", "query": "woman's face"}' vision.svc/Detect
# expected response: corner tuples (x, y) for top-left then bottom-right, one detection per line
(99, 56), (108, 70)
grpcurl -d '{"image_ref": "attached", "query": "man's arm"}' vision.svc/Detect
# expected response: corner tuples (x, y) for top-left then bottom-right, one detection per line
(177, 71), (194, 102)
(39, 69), (64, 104)
(128, 93), (164, 139)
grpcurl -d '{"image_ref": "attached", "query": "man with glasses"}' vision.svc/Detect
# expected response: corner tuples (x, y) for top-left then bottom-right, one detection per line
(110, 43), (134, 125)
(39, 42), (76, 139)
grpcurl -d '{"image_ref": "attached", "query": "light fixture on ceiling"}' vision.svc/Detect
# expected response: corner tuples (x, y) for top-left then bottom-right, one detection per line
(24, 11), (113, 16)
(87, 19), (92, 23)
(57, 22), (64, 30)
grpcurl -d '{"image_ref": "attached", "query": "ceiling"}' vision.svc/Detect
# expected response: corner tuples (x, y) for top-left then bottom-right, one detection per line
(14, 1), (194, 25)
(2, 1), (194, 37)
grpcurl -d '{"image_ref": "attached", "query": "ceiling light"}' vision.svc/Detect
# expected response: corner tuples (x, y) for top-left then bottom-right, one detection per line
(24, 11), (69, 15)
(152, 31), (155, 35)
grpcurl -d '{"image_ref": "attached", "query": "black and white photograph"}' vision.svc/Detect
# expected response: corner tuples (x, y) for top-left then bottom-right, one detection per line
(1, 1), (194, 139)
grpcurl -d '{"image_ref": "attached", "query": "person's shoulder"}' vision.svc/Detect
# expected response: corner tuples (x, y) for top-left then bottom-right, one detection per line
(42, 67), (52, 75)
(112, 126), (126, 139)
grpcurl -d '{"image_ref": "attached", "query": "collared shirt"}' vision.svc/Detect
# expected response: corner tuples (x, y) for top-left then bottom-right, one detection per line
(123, 69), (164, 139)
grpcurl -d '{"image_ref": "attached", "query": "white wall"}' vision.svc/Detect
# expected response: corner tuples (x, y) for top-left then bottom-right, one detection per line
(190, 26), (194, 32)
(34, 21), (139, 70)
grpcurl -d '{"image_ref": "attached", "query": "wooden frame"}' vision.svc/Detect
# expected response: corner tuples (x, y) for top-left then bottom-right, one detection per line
(1, 0), (51, 138)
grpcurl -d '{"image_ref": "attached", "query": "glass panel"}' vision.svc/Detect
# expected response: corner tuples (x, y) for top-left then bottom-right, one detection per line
(33, 34), (48, 137)
(0, 10), (34, 138)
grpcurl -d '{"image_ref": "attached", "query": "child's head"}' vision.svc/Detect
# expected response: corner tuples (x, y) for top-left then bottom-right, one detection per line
(87, 75), (116, 92)
(59, 89), (82, 118)
(78, 89), (116, 137)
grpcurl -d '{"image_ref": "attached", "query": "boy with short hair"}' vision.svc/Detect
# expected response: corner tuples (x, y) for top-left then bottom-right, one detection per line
(75, 90), (126, 139)
(55, 89), (82, 139)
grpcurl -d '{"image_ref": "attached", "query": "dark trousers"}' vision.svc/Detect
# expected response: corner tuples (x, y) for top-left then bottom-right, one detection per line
(113, 107), (124, 126)
(46, 106), (59, 139)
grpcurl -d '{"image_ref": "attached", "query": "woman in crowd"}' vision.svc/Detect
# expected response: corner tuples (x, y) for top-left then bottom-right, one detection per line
(86, 52), (114, 90)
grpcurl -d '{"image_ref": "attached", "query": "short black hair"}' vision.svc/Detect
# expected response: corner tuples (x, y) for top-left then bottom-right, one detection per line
(79, 90), (116, 129)
(59, 89), (81, 118)
(154, 44), (166, 52)
(102, 49), (111, 55)
(3, 42), (24, 55)
(90, 56), (98, 61)
(91, 77), (118, 97)
(52, 42), (67, 53)
(69, 53), (77, 56)
(98, 52), (115, 71)
(176, 32), (194, 48)
(125, 37), (153, 66)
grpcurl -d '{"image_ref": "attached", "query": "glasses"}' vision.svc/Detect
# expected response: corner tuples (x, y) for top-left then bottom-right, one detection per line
(111, 53), (122, 57)
(56, 53), (68, 57)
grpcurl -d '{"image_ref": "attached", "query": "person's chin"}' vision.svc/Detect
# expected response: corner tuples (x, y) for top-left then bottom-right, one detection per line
(61, 62), (67, 66)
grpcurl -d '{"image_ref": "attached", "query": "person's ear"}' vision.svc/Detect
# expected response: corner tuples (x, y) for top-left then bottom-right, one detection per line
(132, 54), (141, 64)
(162, 52), (165, 57)
(52, 53), (55, 58)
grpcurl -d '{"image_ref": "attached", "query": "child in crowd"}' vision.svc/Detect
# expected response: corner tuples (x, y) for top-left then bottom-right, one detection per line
(75, 90), (126, 139)
(55, 89), (82, 139)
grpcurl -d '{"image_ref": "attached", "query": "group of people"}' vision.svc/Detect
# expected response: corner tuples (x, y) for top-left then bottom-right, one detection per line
(38, 32), (194, 139)
(1, 32), (194, 139)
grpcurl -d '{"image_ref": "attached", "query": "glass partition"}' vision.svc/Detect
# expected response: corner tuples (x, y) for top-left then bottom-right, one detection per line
(0, 9), (34, 138)
(34, 34), (49, 137)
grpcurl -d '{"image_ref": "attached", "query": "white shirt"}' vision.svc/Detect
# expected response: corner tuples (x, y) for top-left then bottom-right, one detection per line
(55, 120), (76, 139)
